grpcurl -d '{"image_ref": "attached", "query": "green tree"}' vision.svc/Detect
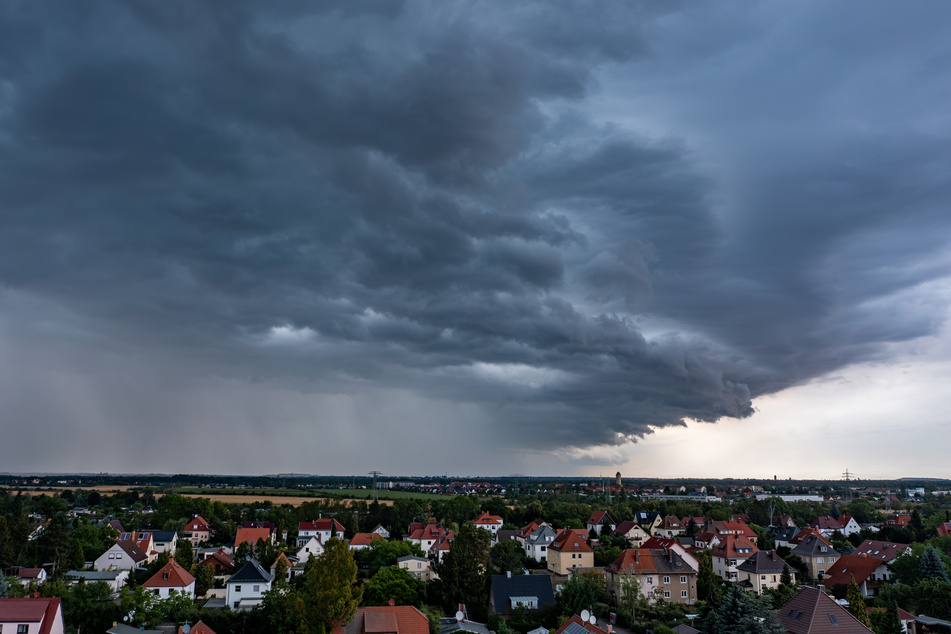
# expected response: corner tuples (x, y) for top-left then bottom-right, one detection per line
(490, 540), (524, 574)
(67, 538), (85, 571)
(194, 563), (214, 598)
(273, 555), (290, 586)
(696, 550), (718, 601)
(434, 522), (491, 621)
(845, 576), (872, 627)
(363, 566), (427, 607)
(555, 574), (611, 618)
(878, 601), (904, 634)
(301, 537), (361, 633)
(354, 540), (425, 574)
(701, 583), (784, 634)
(175, 537), (194, 571)
(919, 545), (949, 581)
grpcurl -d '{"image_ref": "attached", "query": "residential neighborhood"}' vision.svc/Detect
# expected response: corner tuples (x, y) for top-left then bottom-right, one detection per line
(3, 475), (951, 633)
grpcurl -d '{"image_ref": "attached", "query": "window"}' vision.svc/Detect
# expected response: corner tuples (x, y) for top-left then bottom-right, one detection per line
(109, 553), (115, 559)
(253, 585), (260, 592)
(18, 627), (28, 634)
(680, 576), (687, 583)
(540, 546), (546, 551)
(664, 590), (670, 598)
(235, 585), (242, 592)
(817, 557), (824, 563)
(829, 615), (838, 625)
(163, 573), (169, 580)
(828, 557), (835, 563)
(772, 575), (777, 582)
(116, 553), (122, 559)
(681, 590), (688, 598)
(663, 576), (670, 584)
(417, 563), (421, 569)
(761, 575), (766, 580)
(818, 570), (825, 577)
(647, 577), (653, 584)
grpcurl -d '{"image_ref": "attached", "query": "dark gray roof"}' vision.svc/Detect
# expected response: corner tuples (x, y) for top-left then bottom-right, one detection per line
(790, 535), (835, 558)
(496, 529), (518, 542)
(491, 574), (555, 612)
(560, 622), (591, 634)
(440, 619), (492, 634)
(227, 558), (274, 584)
(736, 550), (788, 574)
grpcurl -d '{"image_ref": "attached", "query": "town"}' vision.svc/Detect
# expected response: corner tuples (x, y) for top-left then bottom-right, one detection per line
(1, 474), (951, 633)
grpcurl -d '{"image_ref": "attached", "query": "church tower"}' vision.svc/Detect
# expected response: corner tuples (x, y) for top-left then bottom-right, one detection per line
(615, 471), (622, 487)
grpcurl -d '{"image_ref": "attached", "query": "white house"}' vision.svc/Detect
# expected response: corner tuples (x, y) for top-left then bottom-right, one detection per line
(524, 525), (558, 562)
(226, 559), (274, 611)
(0, 597), (65, 634)
(297, 519), (345, 547)
(472, 512), (504, 537)
(94, 540), (148, 571)
(137, 530), (179, 554)
(65, 569), (129, 593)
(296, 536), (324, 563)
(397, 555), (435, 582)
(142, 559), (195, 599)
(371, 524), (390, 539)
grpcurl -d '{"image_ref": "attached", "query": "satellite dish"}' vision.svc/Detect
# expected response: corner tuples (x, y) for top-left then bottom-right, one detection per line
(455, 611), (465, 621)
(183, 626), (191, 634)
(580, 610), (590, 622)
(589, 616), (597, 625)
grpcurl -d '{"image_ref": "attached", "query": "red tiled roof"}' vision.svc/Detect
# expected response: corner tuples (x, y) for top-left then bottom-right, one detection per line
(187, 516), (211, 532)
(850, 540), (909, 562)
(810, 516), (846, 530)
(586, 511), (614, 525)
(549, 529), (593, 553)
(0, 598), (62, 634)
(235, 527), (273, 548)
(16, 568), (43, 579)
(143, 559), (196, 588)
(472, 512), (503, 525)
(334, 606), (430, 634)
(553, 615), (608, 634)
(821, 555), (885, 589)
(300, 519), (346, 532)
(350, 533), (385, 547)
(712, 535), (758, 559)
(406, 524), (452, 541)
(778, 587), (873, 633)
(180, 621), (216, 634)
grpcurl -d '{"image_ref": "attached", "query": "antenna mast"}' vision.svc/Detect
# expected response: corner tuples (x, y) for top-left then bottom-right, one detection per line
(368, 471), (383, 502)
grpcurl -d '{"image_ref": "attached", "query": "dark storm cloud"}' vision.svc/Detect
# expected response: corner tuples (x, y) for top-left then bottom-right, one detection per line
(1, 0), (951, 465)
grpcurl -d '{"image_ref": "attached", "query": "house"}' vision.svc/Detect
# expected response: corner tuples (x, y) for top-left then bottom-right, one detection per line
(777, 586), (873, 633)
(196, 549), (235, 577)
(241, 521), (281, 542)
(640, 537), (700, 572)
(472, 512), (504, 538)
(120, 531), (156, 563)
(489, 571), (555, 615)
(64, 569), (129, 593)
(298, 519), (345, 547)
(296, 536), (325, 563)
(634, 511), (662, 535)
(821, 554), (895, 598)
(95, 540), (148, 571)
(398, 555), (435, 582)
(711, 535), (758, 581)
(585, 511), (616, 537)
(809, 515), (861, 538)
(0, 597), (65, 634)
(334, 606), (430, 634)
(270, 552), (298, 582)
(605, 549), (698, 605)
(349, 532), (385, 551)
(885, 514), (911, 528)
(705, 519), (757, 540)
(235, 527), (275, 552)
(225, 559), (274, 610)
(691, 531), (721, 550)
(657, 516), (685, 539)
(184, 516), (212, 546)
(516, 521), (545, 541)
(371, 525), (390, 539)
(612, 521), (651, 547)
(547, 529), (594, 576)
(440, 616), (492, 634)
(404, 523), (454, 554)
(773, 526), (801, 549)
(137, 530), (178, 554)
(142, 559), (196, 599)
(429, 535), (453, 563)
(790, 533), (838, 581)
(735, 550), (794, 594)
(523, 525), (558, 562)
(850, 539), (911, 563)
(14, 568), (47, 584)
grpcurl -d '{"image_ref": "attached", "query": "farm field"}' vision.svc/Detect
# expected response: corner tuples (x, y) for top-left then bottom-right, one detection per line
(166, 493), (395, 507)
(170, 487), (453, 502)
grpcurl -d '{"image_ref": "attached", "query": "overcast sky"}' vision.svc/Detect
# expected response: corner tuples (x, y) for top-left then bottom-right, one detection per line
(2, 2), (951, 479)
